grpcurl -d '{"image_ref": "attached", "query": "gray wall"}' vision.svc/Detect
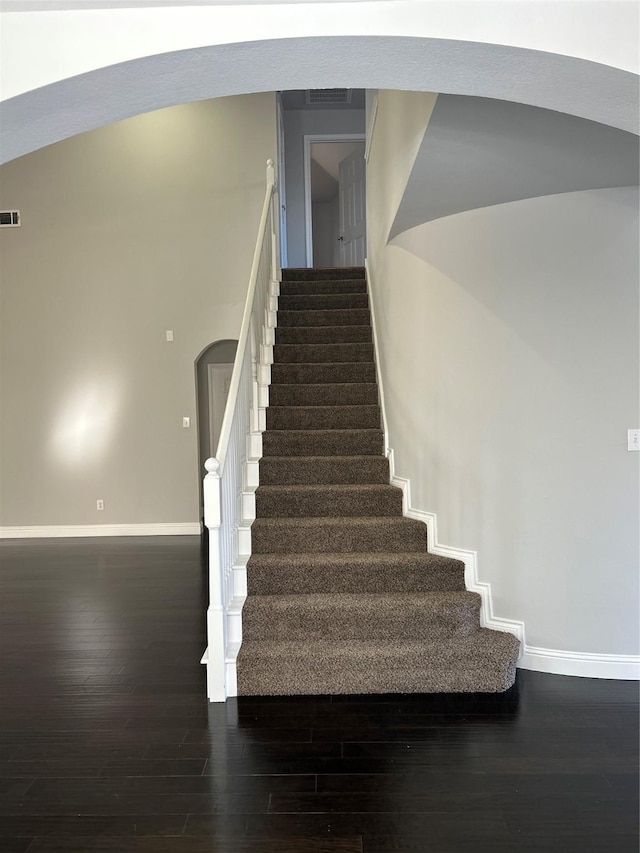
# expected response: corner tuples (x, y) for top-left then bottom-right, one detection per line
(391, 94), (640, 237)
(283, 107), (365, 266)
(367, 90), (640, 658)
(312, 196), (340, 267)
(0, 94), (276, 528)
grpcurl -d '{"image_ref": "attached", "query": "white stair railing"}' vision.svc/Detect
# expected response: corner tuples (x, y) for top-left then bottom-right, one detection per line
(201, 160), (279, 701)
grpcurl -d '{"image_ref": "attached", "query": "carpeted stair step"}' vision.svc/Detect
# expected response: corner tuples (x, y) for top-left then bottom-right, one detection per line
(246, 552), (466, 595)
(282, 267), (365, 281)
(271, 362), (376, 385)
(278, 293), (369, 311)
(247, 552), (465, 595)
(273, 342), (374, 363)
(251, 516), (427, 554)
(266, 405), (380, 431)
(262, 429), (383, 457)
(236, 629), (520, 695)
(269, 383), (378, 407)
(280, 279), (367, 295)
(277, 309), (370, 327)
(258, 455), (389, 485)
(239, 264), (521, 696)
(255, 484), (403, 518)
(242, 591), (481, 641)
(276, 325), (372, 344)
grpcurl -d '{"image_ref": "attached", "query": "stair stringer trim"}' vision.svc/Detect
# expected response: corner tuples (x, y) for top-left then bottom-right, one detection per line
(388, 451), (525, 651)
(366, 259), (524, 652)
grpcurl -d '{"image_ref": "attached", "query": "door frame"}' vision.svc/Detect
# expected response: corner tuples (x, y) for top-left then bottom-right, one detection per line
(303, 133), (366, 268)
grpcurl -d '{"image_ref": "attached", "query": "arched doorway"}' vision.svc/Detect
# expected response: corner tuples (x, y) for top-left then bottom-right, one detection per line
(195, 339), (238, 518)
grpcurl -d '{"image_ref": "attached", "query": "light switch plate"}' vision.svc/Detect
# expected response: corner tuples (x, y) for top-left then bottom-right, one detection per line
(166, 330), (174, 342)
(628, 429), (639, 451)
(183, 417), (190, 428)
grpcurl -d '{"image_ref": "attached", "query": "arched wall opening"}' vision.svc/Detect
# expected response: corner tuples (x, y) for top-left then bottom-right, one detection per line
(195, 339), (238, 518)
(1, 35), (638, 164)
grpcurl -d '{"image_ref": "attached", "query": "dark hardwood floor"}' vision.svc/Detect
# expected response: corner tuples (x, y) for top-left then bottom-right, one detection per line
(0, 536), (637, 852)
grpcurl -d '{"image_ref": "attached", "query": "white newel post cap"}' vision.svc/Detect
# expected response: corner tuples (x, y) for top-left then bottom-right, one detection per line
(204, 457), (220, 476)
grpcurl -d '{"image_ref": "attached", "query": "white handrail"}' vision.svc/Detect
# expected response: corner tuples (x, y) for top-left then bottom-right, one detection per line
(215, 159), (276, 470)
(202, 159), (278, 702)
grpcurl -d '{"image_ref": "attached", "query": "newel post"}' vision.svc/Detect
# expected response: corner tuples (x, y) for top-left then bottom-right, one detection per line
(203, 457), (226, 701)
(266, 157), (275, 188)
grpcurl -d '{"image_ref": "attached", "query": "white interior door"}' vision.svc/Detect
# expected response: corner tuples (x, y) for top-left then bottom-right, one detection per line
(338, 147), (366, 266)
(208, 363), (233, 458)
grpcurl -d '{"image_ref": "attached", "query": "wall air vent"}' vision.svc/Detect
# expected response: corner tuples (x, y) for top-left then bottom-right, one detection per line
(306, 89), (352, 105)
(0, 211), (21, 227)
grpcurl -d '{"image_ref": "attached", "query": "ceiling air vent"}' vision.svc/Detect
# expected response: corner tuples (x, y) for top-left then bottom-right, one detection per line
(0, 210), (20, 227)
(306, 89), (352, 105)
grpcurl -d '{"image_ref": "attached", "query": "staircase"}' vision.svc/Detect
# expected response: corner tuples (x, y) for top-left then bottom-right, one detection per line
(236, 266), (520, 695)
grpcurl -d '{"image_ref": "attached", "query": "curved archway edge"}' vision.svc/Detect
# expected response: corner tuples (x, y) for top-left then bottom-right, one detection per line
(1, 36), (638, 164)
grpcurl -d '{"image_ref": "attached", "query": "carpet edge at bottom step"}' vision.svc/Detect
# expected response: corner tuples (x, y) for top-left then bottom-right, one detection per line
(236, 630), (520, 695)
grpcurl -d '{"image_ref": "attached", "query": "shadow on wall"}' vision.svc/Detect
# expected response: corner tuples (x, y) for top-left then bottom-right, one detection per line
(195, 339), (238, 516)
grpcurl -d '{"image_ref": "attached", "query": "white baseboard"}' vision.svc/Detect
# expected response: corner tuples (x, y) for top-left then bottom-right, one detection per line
(519, 647), (640, 680)
(0, 522), (201, 539)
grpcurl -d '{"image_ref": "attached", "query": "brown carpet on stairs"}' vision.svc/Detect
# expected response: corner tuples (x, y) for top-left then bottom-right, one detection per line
(236, 266), (520, 695)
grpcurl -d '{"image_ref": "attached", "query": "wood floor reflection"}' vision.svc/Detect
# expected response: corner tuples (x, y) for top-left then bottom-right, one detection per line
(0, 537), (637, 852)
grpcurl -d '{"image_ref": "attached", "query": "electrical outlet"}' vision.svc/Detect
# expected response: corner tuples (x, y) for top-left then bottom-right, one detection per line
(183, 417), (190, 428)
(628, 429), (640, 452)
(96, 499), (104, 511)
